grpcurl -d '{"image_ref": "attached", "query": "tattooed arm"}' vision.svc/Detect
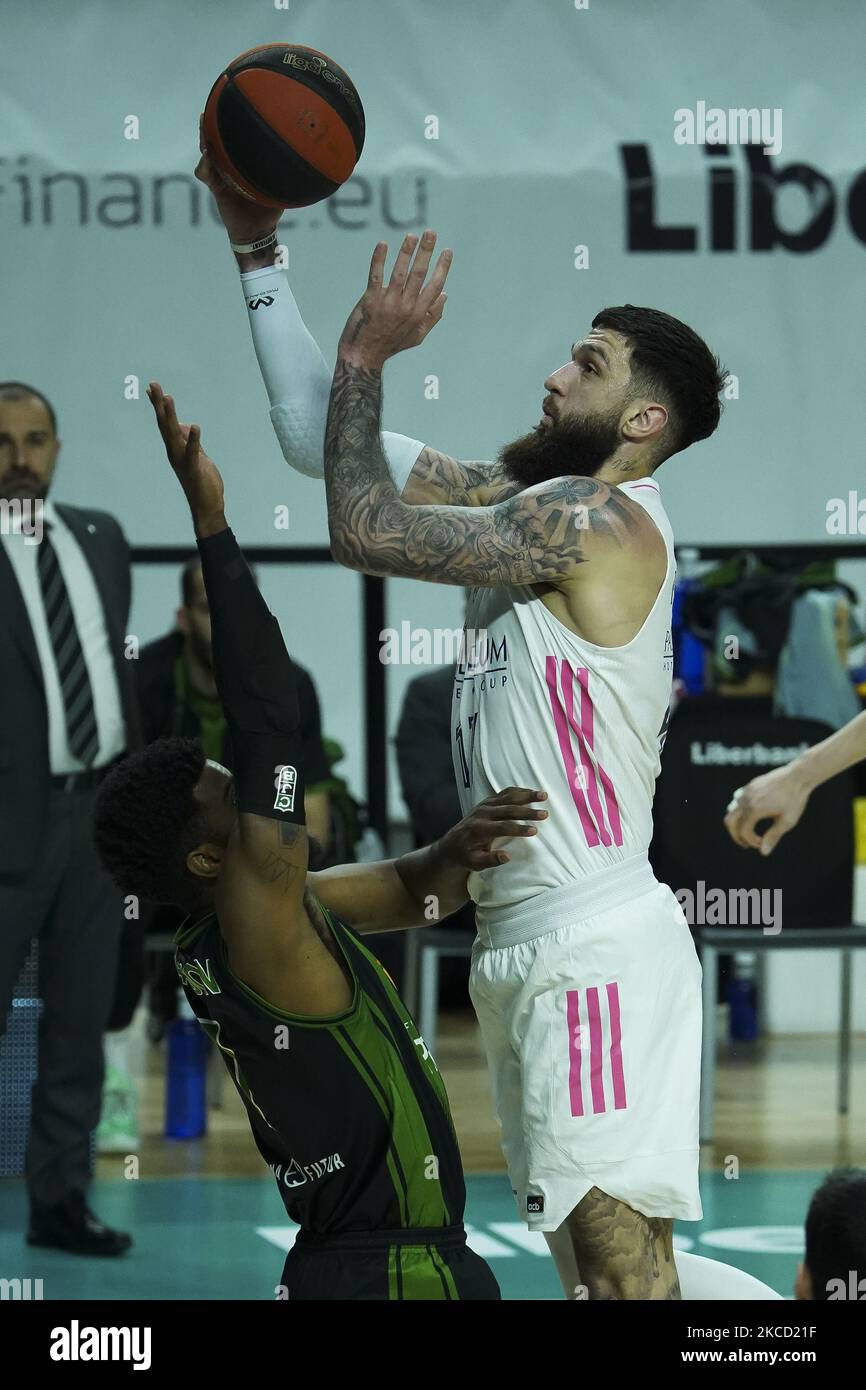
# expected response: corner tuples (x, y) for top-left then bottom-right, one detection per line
(324, 357), (642, 587)
(400, 447), (518, 507)
(326, 229), (518, 511)
(325, 233), (646, 585)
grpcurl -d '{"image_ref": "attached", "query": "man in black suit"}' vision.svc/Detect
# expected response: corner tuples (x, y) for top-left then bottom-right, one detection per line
(0, 380), (139, 1255)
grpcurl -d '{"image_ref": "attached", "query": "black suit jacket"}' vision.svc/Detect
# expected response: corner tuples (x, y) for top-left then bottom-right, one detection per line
(394, 664), (461, 843)
(0, 502), (142, 878)
(395, 664), (476, 939)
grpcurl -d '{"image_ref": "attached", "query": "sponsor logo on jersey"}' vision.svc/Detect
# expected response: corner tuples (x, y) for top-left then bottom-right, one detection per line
(690, 740), (810, 767)
(176, 957), (221, 996)
(455, 631), (508, 690)
(526, 1194), (545, 1215)
(269, 1153), (345, 1189)
(405, 1020), (432, 1063)
(273, 764), (298, 812)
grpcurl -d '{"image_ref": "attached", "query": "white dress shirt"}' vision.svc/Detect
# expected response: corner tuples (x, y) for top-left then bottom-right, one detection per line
(1, 498), (126, 773)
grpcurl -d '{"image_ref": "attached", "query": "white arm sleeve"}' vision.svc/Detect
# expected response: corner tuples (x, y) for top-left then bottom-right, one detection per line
(240, 264), (425, 493)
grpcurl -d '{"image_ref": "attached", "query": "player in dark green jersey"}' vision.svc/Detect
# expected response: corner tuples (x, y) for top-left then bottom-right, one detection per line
(94, 384), (548, 1300)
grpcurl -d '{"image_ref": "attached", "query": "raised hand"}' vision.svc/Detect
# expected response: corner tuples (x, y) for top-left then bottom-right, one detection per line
(337, 230), (452, 370)
(147, 382), (226, 536)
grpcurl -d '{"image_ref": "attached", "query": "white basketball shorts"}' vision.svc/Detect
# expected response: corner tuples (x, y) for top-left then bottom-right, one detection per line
(469, 880), (703, 1233)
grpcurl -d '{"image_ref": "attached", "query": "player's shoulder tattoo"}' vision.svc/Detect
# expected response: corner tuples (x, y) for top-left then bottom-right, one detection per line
(502, 475), (643, 544)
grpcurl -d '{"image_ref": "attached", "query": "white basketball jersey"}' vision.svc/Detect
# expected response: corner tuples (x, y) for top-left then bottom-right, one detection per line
(452, 479), (676, 931)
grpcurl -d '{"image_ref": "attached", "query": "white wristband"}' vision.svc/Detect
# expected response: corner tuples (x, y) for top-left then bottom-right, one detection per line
(230, 230), (278, 255)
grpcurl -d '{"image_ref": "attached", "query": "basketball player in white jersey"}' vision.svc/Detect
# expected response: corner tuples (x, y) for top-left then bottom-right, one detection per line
(197, 155), (726, 1298)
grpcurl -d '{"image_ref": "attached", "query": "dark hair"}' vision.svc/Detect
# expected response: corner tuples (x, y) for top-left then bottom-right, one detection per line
(0, 381), (58, 436)
(94, 737), (208, 908)
(804, 1168), (866, 1299)
(591, 305), (727, 462)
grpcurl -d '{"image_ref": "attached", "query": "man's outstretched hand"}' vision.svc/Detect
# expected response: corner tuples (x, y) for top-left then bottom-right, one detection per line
(147, 382), (226, 537)
(337, 230), (452, 371)
(439, 786), (549, 872)
(723, 763), (812, 855)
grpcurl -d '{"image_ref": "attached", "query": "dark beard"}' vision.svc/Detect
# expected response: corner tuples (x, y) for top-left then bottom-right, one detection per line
(0, 476), (48, 503)
(498, 410), (622, 489)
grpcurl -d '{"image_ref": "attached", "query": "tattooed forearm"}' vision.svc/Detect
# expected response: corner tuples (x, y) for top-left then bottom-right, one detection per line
(324, 357), (642, 586)
(401, 447), (518, 507)
(324, 358), (394, 519)
(346, 307), (371, 347)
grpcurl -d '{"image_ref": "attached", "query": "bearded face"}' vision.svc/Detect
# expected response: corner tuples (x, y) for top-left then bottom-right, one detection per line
(498, 406), (624, 489)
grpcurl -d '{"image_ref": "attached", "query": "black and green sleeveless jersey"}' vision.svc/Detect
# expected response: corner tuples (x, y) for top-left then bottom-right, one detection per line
(174, 900), (467, 1237)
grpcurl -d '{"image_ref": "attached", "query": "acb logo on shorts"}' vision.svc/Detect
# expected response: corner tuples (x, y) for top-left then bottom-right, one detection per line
(273, 764), (298, 812)
(526, 1194), (545, 1215)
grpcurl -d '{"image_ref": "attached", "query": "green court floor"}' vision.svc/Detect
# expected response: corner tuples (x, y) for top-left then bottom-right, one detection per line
(0, 1170), (809, 1300)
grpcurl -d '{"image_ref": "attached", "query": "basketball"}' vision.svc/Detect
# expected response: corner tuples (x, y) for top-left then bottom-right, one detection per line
(202, 43), (365, 210)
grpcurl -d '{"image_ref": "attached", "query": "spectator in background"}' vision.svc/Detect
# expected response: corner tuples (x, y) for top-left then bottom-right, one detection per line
(796, 1169), (866, 1300)
(103, 559), (333, 1089)
(395, 663), (474, 1006)
(0, 380), (137, 1255)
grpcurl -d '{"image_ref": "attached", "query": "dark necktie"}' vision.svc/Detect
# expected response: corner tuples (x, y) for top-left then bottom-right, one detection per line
(36, 525), (99, 767)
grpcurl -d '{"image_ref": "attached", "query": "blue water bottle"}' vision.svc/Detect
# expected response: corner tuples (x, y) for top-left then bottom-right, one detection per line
(727, 952), (759, 1042)
(165, 995), (208, 1138)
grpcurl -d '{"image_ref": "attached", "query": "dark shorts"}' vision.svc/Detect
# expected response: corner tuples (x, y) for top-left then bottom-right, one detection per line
(282, 1223), (501, 1301)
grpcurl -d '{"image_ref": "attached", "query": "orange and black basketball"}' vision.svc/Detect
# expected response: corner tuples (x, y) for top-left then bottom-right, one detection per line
(202, 43), (365, 210)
